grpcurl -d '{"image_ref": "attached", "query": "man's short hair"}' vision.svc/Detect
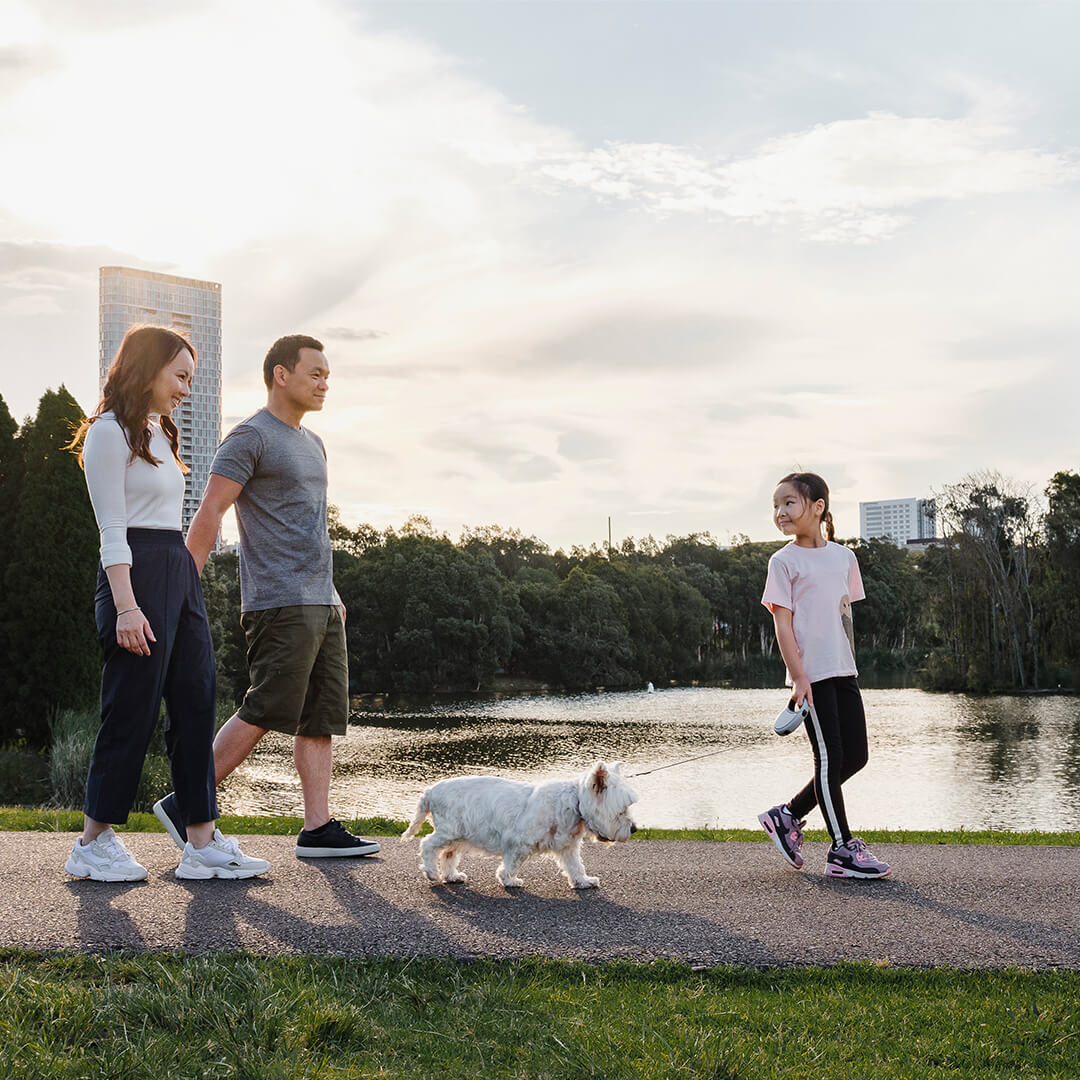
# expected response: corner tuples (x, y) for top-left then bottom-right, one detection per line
(263, 334), (325, 389)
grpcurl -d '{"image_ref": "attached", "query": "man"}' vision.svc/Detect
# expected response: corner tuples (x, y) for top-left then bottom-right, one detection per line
(154, 334), (380, 859)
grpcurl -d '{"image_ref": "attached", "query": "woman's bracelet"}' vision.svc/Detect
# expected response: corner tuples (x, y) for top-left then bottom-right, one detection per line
(116, 606), (141, 617)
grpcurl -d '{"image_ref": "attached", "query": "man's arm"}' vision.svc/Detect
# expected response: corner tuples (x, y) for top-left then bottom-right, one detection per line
(187, 474), (245, 573)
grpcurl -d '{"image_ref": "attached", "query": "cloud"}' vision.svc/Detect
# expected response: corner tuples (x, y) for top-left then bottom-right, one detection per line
(0, 44), (53, 81)
(437, 432), (561, 484)
(489, 107), (1078, 243)
(324, 327), (387, 341)
(0, 240), (167, 277)
(339, 362), (444, 380)
(557, 429), (616, 463)
(528, 313), (768, 374)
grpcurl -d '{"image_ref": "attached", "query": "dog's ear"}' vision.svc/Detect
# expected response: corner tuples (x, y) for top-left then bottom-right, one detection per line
(590, 762), (609, 796)
(611, 760), (624, 774)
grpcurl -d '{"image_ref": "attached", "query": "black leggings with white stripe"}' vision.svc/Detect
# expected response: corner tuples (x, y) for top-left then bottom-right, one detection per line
(788, 675), (868, 846)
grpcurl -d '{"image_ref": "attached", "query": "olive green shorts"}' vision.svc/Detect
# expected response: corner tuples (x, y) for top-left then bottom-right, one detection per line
(237, 605), (348, 737)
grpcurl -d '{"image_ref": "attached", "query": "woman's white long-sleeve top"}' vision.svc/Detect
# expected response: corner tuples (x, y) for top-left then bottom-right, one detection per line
(82, 412), (186, 568)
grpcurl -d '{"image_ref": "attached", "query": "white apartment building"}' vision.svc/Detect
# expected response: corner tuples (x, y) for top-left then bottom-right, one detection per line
(99, 267), (222, 535)
(859, 497), (937, 547)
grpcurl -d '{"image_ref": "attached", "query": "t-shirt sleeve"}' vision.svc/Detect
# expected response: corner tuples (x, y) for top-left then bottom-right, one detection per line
(210, 423), (262, 487)
(762, 553), (794, 613)
(848, 550), (866, 603)
(82, 418), (133, 568)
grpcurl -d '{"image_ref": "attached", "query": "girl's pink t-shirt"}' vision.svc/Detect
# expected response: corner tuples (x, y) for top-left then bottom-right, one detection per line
(761, 540), (866, 685)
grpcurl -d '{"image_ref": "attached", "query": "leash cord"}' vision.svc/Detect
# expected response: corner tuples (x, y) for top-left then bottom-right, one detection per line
(628, 747), (732, 778)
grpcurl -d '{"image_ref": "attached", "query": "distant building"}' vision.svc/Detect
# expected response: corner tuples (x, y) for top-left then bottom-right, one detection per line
(859, 497), (937, 547)
(99, 266), (222, 536)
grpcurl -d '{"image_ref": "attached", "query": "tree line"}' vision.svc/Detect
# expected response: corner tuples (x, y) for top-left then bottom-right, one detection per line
(0, 386), (1077, 750)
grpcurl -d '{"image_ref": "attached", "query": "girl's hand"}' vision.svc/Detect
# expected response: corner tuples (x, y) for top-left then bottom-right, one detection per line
(116, 609), (156, 656)
(792, 677), (813, 709)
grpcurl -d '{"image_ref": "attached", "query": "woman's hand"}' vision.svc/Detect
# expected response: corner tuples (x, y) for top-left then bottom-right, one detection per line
(116, 608), (156, 656)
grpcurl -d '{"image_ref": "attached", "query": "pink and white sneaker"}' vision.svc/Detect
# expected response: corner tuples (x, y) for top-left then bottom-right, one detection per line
(825, 837), (891, 879)
(757, 804), (806, 870)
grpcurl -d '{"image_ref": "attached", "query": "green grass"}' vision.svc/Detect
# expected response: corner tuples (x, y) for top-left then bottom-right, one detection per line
(0, 807), (406, 836)
(1, 807), (1077, 846)
(0, 951), (1077, 1079)
(632, 826), (1080, 846)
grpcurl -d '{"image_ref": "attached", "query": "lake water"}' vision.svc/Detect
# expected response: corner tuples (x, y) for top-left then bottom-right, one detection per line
(218, 688), (1080, 832)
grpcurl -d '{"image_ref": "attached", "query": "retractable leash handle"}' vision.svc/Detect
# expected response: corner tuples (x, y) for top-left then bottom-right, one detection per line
(774, 697), (812, 736)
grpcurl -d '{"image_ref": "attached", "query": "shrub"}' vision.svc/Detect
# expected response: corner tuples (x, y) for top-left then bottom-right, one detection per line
(47, 707), (172, 812)
(0, 747), (50, 804)
(48, 708), (98, 809)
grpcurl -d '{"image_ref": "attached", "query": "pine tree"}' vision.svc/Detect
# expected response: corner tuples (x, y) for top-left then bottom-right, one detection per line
(2, 387), (100, 746)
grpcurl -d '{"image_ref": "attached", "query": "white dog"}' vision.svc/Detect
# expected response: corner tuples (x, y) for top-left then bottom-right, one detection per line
(401, 761), (638, 889)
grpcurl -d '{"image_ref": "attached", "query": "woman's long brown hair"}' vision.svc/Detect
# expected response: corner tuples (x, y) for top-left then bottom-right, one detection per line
(69, 325), (194, 473)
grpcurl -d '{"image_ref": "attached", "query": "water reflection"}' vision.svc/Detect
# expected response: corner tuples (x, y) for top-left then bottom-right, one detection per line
(216, 688), (1080, 832)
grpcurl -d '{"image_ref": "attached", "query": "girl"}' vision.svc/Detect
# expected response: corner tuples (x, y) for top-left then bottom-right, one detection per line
(757, 472), (890, 879)
(66, 325), (268, 881)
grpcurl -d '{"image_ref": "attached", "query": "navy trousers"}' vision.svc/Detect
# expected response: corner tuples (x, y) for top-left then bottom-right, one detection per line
(84, 529), (218, 826)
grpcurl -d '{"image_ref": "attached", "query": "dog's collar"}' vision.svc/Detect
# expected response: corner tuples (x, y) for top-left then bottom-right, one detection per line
(577, 794), (614, 842)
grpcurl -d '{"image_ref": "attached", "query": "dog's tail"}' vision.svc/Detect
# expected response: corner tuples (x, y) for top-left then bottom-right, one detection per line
(400, 792), (431, 841)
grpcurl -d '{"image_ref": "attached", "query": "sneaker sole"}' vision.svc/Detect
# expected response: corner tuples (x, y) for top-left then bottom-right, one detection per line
(64, 859), (147, 882)
(757, 812), (803, 870)
(825, 864), (891, 879)
(153, 799), (187, 852)
(175, 863), (269, 880)
(295, 843), (381, 858)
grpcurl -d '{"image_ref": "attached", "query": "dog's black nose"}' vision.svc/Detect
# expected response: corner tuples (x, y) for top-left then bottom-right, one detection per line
(630, 823), (638, 834)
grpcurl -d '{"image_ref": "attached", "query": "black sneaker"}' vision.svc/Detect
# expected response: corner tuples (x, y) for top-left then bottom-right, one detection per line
(153, 793), (188, 851)
(295, 819), (381, 858)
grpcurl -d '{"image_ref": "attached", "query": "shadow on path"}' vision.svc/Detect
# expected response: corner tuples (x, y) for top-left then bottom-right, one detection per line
(429, 882), (782, 965)
(66, 879), (149, 952)
(176, 857), (464, 958)
(839, 877), (1080, 965)
(807, 872), (1080, 967)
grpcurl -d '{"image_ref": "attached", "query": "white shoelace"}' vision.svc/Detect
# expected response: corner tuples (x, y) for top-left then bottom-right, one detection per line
(94, 832), (132, 861)
(212, 830), (242, 857)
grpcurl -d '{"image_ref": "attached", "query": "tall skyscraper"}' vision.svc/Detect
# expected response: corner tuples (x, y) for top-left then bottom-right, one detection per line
(859, 497), (937, 547)
(99, 266), (222, 534)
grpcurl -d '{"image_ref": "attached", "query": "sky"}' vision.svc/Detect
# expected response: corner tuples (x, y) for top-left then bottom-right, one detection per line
(2, 0), (1077, 548)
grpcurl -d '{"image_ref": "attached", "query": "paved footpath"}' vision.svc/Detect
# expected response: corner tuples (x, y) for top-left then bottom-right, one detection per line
(1, 834), (1078, 970)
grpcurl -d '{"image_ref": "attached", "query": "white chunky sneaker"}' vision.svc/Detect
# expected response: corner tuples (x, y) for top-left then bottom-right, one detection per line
(175, 830), (270, 880)
(64, 829), (148, 882)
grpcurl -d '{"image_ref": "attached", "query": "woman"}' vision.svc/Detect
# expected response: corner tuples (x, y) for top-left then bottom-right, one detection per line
(66, 325), (268, 881)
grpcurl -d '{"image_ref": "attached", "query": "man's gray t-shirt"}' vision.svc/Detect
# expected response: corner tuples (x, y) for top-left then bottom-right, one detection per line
(211, 408), (339, 612)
